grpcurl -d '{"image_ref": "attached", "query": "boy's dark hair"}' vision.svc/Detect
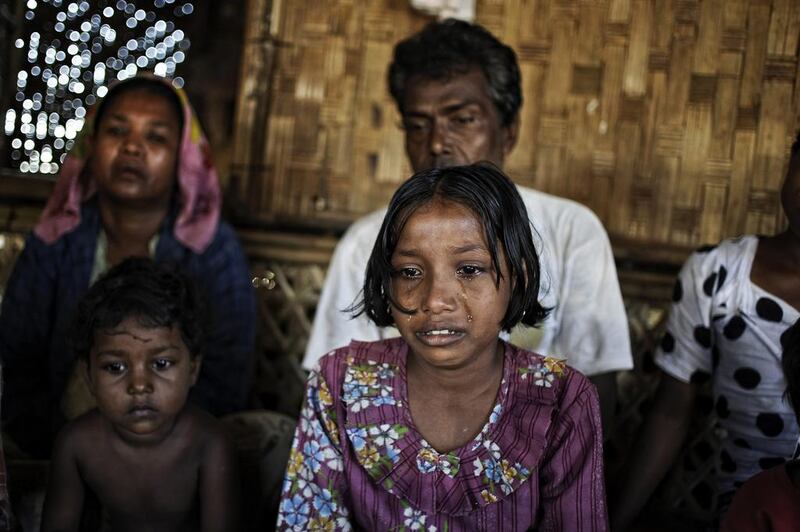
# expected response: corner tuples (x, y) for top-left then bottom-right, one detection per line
(388, 18), (522, 128)
(93, 76), (184, 134)
(72, 258), (207, 361)
(354, 163), (549, 331)
(781, 319), (800, 419)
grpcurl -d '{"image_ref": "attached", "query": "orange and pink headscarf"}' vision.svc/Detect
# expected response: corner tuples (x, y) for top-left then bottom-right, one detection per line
(34, 75), (221, 254)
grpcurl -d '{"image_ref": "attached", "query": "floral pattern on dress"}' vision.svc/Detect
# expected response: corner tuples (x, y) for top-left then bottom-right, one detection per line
(282, 344), (593, 530)
(342, 358), (399, 412)
(347, 423), (410, 481)
(401, 506), (437, 531)
(278, 370), (352, 531)
(386, 502), (439, 532)
(517, 356), (566, 388)
(472, 438), (532, 499)
(416, 444), (460, 478)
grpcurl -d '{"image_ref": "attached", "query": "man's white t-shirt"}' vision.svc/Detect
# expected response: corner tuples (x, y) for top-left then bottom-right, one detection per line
(303, 185), (633, 377)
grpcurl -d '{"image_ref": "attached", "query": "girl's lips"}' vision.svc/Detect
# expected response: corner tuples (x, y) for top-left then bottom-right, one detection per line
(415, 328), (466, 347)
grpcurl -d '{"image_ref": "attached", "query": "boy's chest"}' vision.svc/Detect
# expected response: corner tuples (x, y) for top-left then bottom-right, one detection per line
(81, 451), (201, 523)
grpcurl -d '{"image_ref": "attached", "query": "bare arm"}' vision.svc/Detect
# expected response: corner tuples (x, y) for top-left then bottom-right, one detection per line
(200, 431), (240, 532)
(589, 372), (617, 438)
(41, 428), (85, 532)
(610, 372), (697, 531)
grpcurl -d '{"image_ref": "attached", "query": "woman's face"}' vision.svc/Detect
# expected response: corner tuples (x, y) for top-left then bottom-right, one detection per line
(89, 90), (182, 208)
(389, 199), (511, 370)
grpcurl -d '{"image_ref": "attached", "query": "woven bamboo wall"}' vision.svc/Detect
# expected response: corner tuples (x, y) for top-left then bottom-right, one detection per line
(232, 0), (800, 249)
(232, 0), (427, 227)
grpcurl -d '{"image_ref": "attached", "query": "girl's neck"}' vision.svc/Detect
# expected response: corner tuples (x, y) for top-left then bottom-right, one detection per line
(406, 341), (504, 399)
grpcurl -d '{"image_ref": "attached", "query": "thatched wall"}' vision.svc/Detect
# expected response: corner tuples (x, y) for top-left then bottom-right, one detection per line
(232, 0), (800, 251)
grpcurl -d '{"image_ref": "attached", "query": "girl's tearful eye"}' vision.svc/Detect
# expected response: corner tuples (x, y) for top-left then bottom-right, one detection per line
(395, 267), (422, 280)
(457, 265), (484, 279)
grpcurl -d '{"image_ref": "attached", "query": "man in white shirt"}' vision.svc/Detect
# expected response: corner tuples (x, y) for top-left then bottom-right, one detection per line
(303, 19), (632, 429)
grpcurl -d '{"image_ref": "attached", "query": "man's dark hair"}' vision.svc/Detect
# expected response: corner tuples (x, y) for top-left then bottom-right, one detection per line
(353, 163), (549, 331)
(72, 258), (207, 361)
(388, 18), (522, 127)
(93, 76), (184, 134)
(782, 319), (800, 420)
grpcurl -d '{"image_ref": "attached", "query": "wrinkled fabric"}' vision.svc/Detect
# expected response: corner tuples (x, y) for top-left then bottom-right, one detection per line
(34, 75), (220, 254)
(279, 338), (608, 531)
(655, 236), (799, 497)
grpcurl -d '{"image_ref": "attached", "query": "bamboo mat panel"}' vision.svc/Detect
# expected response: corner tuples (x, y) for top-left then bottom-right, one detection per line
(232, 0), (800, 249)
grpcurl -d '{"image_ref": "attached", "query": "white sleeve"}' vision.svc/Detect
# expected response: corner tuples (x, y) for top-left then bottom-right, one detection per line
(548, 211), (633, 376)
(302, 221), (384, 370)
(654, 250), (717, 383)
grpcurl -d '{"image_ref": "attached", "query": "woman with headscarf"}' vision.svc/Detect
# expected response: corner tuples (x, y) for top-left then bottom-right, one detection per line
(0, 76), (256, 458)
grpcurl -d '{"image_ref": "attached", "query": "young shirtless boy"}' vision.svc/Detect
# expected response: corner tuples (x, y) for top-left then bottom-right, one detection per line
(42, 258), (239, 532)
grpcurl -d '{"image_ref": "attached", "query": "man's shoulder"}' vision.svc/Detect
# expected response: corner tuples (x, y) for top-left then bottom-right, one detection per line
(339, 207), (388, 246)
(517, 186), (606, 235)
(326, 207), (388, 270)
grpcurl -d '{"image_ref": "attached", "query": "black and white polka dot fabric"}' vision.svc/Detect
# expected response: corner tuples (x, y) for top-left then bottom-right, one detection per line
(655, 235), (800, 496)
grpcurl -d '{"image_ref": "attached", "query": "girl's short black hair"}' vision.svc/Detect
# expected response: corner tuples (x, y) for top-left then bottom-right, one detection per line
(93, 76), (184, 133)
(353, 163), (549, 331)
(781, 319), (800, 419)
(71, 258), (207, 361)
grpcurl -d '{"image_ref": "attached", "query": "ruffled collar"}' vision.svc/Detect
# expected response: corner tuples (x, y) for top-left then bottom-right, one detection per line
(342, 338), (568, 516)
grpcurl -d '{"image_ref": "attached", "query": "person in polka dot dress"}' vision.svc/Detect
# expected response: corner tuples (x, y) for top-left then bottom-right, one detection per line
(720, 319), (800, 532)
(612, 132), (800, 529)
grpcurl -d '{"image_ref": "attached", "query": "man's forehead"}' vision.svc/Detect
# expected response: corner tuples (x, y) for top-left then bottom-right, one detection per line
(403, 67), (493, 110)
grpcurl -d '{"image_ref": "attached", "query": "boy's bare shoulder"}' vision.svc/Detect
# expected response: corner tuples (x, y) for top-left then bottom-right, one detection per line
(57, 409), (107, 441)
(53, 409), (111, 457)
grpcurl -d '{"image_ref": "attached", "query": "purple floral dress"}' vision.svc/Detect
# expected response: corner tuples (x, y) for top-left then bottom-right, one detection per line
(277, 338), (608, 531)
